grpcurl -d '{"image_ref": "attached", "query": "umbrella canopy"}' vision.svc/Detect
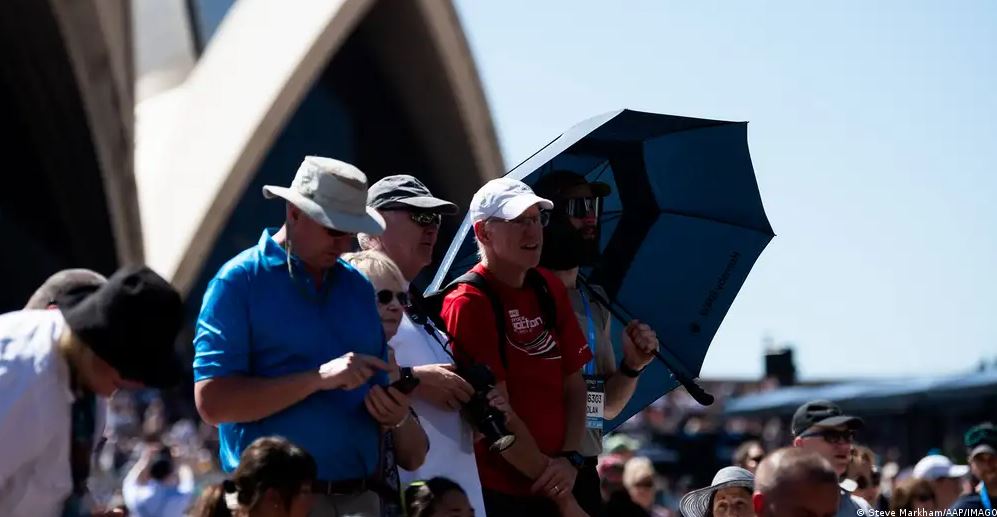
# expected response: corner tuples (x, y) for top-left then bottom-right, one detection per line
(429, 109), (774, 429)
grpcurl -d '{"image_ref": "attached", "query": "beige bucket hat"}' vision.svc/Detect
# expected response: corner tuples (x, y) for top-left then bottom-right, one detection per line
(263, 156), (386, 235)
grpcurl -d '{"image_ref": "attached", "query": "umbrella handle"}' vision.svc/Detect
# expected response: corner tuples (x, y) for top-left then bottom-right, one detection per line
(578, 277), (715, 407)
(653, 351), (715, 406)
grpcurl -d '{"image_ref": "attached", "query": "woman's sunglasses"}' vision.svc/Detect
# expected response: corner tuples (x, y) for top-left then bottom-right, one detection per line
(377, 290), (410, 306)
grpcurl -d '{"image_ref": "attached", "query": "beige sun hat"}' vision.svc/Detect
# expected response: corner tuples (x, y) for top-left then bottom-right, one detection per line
(262, 156), (386, 235)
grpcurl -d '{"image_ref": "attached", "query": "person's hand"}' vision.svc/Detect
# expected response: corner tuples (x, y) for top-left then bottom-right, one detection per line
(621, 320), (658, 371)
(364, 385), (412, 428)
(413, 364), (474, 410)
(318, 352), (390, 390)
(531, 457), (578, 500)
(485, 386), (519, 427)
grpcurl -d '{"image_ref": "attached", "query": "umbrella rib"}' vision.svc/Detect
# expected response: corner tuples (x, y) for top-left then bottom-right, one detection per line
(655, 208), (775, 236)
(589, 161), (612, 182)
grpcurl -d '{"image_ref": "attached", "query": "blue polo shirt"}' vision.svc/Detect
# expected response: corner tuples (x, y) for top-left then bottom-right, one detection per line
(193, 229), (387, 481)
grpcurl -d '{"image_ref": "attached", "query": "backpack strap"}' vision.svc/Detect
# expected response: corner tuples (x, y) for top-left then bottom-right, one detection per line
(449, 272), (509, 369)
(424, 269), (559, 371)
(525, 268), (557, 331)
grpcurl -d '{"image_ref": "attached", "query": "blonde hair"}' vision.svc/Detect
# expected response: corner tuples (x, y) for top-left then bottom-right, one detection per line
(622, 456), (657, 489)
(356, 232), (380, 251)
(341, 250), (408, 290)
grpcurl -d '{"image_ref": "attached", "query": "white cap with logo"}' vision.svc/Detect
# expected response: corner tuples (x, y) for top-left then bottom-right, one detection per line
(470, 177), (554, 223)
(912, 455), (969, 480)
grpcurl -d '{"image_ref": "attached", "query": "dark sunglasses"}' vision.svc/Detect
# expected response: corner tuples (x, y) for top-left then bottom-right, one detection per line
(408, 211), (442, 227)
(800, 429), (855, 445)
(564, 197), (601, 218)
(913, 493), (934, 503)
(376, 290), (410, 306)
(633, 478), (655, 489)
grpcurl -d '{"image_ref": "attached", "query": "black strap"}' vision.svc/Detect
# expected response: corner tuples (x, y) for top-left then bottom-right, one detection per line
(440, 269), (556, 370)
(525, 268), (558, 331)
(452, 272), (509, 368)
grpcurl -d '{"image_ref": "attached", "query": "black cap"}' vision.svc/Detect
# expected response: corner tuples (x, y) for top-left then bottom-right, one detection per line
(533, 170), (611, 202)
(965, 422), (997, 459)
(791, 400), (864, 437)
(59, 265), (185, 388)
(367, 174), (458, 214)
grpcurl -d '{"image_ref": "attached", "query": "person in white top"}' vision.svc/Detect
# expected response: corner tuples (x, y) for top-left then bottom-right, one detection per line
(122, 440), (196, 517)
(0, 266), (185, 517)
(360, 175), (486, 516)
(22, 269), (117, 513)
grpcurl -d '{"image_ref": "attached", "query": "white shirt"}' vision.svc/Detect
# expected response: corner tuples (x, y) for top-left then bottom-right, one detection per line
(122, 465), (195, 517)
(0, 310), (75, 517)
(389, 313), (486, 517)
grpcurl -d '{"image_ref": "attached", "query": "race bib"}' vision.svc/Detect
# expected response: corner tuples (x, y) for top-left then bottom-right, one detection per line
(585, 376), (605, 430)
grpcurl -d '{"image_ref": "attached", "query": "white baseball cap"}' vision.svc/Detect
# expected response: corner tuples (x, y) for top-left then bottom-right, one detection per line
(912, 455), (969, 480)
(469, 177), (553, 223)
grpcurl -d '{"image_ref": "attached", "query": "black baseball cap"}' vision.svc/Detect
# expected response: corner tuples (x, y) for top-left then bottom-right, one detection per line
(367, 174), (458, 214)
(533, 170), (611, 202)
(965, 422), (997, 459)
(791, 400), (864, 437)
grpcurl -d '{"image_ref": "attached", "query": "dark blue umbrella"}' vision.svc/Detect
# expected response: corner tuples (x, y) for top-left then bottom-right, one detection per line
(428, 109), (774, 430)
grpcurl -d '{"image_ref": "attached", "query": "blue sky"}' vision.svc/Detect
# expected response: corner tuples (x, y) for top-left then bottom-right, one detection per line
(453, 0), (997, 380)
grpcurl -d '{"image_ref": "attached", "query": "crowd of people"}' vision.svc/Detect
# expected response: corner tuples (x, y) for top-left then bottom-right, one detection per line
(0, 156), (993, 517)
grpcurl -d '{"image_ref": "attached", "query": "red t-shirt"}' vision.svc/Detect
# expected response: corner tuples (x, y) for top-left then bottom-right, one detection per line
(441, 263), (592, 496)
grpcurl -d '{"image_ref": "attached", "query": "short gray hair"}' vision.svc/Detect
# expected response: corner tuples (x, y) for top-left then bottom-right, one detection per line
(754, 447), (838, 495)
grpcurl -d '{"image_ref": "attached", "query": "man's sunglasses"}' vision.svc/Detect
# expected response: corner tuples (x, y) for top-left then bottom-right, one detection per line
(381, 208), (442, 227)
(491, 211), (551, 228)
(325, 227), (355, 238)
(800, 429), (856, 445)
(564, 197), (601, 219)
(377, 290), (410, 306)
(408, 211), (442, 227)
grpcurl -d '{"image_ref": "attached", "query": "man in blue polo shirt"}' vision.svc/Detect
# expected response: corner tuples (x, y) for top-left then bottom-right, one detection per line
(194, 156), (428, 516)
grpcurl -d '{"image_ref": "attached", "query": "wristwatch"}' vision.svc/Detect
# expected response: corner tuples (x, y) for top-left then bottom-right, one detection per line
(618, 358), (646, 378)
(558, 450), (586, 469)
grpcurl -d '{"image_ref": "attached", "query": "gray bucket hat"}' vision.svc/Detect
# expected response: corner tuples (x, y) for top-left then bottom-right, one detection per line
(679, 467), (755, 517)
(263, 156), (386, 235)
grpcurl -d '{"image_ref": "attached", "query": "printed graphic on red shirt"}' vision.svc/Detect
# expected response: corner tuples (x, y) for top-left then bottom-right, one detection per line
(506, 308), (559, 359)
